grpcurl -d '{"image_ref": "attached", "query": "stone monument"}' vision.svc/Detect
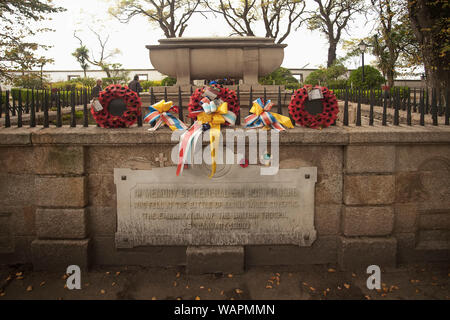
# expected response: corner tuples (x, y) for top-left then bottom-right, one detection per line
(146, 37), (287, 87)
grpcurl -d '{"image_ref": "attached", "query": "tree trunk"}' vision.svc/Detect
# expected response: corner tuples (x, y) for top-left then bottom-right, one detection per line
(409, 0), (449, 93)
(327, 40), (337, 67)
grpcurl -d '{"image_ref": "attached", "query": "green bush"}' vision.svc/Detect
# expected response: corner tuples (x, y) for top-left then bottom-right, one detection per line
(305, 63), (348, 87)
(141, 80), (163, 90)
(348, 66), (385, 89)
(259, 67), (299, 86)
(161, 76), (177, 86)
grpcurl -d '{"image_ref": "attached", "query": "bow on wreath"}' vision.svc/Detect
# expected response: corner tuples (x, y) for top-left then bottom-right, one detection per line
(176, 99), (236, 178)
(144, 100), (187, 131)
(245, 98), (293, 131)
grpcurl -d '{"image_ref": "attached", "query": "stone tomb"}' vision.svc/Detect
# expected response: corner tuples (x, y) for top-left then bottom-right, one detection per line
(114, 165), (317, 249)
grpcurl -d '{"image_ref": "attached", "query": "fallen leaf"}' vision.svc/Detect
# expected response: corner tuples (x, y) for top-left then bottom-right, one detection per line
(26, 286), (33, 292)
(337, 286), (342, 290)
(267, 279), (274, 284)
(6, 276), (12, 281)
(15, 272), (23, 277)
(383, 287), (388, 293)
(415, 289), (420, 294)
(288, 273), (292, 277)
(326, 288), (330, 292)
(199, 285), (204, 289)
(220, 290), (224, 295)
(352, 273), (357, 278)
(62, 274), (68, 280)
(265, 285), (273, 289)
(207, 288), (211, 292)
(0, 292), (5, 297)
(309, 287), (316, 292)
(63, 284), (68, 289)
(381, 293), (386, 297)
(235, 289), (243, 294)
(275, 273), (280, 277)
(344, 283), (350, 289)
(195, 296), (201, 300)
(176, 272), (181, 278)
(151, 297), (157, 300)
(185, 285), (190, 289)
(112, 282), (116, 286)
(227, 274), (233, 278)
(173, 281), (177, 287)
(302, 282), (308, 286)
(176, 297), (182, 300)
(431, 282), (437, 286)
(365, 295), (371, 300)
(100, 289), (106, 294)
(115, 272), (121, 276)
(16, 276), (24, 280)
(40, 281), (46, 287)
(230, 297), (235, 300)
(323, 290), (327, 296)
(105, 272), (110, 275)
(328, 268), (336, 273)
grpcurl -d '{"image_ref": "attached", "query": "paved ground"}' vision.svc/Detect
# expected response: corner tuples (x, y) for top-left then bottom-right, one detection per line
(0, 262), (448, 300)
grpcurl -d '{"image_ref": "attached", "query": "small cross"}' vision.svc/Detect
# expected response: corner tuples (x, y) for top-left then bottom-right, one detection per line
(155, 153), (168, 167)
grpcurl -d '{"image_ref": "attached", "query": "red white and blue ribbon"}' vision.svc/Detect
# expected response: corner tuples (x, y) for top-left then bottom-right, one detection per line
(144, 100), (187, 131)
(245, 98), (293, 131)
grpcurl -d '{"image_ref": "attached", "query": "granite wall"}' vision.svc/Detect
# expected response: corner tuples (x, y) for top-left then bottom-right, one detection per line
(0, 125), (449, 271)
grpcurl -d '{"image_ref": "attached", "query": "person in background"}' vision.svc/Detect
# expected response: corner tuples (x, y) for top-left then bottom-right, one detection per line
(92, 79), (103, 98)
(128, 75), (143, 96)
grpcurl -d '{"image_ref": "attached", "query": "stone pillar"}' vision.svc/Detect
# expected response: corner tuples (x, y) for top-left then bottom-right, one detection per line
(175, 48), (191, 86)
(243, 47), (259, 85)
(31, 146), (90, 271)
(339, 146), (397, 270)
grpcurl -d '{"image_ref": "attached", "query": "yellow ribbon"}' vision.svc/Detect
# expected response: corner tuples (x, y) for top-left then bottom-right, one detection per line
(152, 100), (174, 113)
(249, 101), (293, 130)
(197, 102), (229, 178)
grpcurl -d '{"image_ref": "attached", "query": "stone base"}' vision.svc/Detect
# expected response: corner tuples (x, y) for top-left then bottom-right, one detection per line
(31, 239), (91, 271)
(338, 237), (397, 271)
(186, 246), (244, 275)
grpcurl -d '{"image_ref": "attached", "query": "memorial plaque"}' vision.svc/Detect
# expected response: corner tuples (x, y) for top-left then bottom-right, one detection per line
(114, 166), (317, 248)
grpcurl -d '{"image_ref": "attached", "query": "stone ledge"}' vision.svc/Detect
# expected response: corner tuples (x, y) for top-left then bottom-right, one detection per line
(0, 125), (448, 146)
(338, 236), (397, 271)
(186, 246), (244, 275)
(31, 239), (91, 271)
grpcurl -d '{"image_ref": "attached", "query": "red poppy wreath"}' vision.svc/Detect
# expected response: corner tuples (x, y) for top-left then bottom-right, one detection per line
(188, 84), (240, 121)
(288, 86), (338, 129)
(91, 84), (142, 128)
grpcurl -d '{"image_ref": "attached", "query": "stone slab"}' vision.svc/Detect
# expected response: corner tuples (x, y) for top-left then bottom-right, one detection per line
(186, 246), (244, 274)
(35, 176), (87, 208)
(34, 146), (85, 175)
(345, 145), (395, 173)
(31, 239), (91, 271)
(114, 166), (317, 247)
(343, 206), (394, 236)
(338, 237), (397, 271)
(36, 208), (87, 239)
(344, 175), (395, 205)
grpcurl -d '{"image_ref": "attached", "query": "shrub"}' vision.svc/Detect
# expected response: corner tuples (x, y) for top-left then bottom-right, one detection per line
(259, 67), (299, 86)
(161, 76), (177, 86)
(348, 66), (385, 89)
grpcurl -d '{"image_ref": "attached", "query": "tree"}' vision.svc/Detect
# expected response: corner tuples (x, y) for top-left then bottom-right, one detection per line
(204, 0), (306, 44)
(348, 65), (385, 89)
(109, 0), (201, 38)
(73, 29), (121, 78)
(408, 0), (449, 92)
(72, 46), (90, 78)
(0, 0), (65, 84)
(304, 62), (348, 86)
(306, 0), (364, 67)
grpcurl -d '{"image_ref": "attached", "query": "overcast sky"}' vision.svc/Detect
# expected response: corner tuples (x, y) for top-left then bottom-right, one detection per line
(32, 0), (378, 71)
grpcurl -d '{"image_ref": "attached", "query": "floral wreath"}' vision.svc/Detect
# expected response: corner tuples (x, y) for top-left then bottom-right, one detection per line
(188, 84), (240, 121)
(288, 86), (338, 129)
(91, 84), (142, 128)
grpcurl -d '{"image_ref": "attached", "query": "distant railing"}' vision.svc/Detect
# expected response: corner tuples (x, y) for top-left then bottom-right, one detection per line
(0, 85), (449, 128)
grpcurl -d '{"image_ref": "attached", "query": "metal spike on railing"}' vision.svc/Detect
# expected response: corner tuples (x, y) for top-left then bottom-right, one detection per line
(70, 90), (76, 127)
(445, 88), (449, 125)
(382, 89), (387, 126)
(56, 91), (62, 127)
(4, 91), (10, 128)
(420, 88), (425, 126)
(178, 86), (183, 122)
(356, 89), (361, 126)
(43, 90), (49, 128)
(343, 87), (349, 126)
(369, 89), (374, 126)
(264, 87), (267, 103)
(25, 90), (29, 114)
(394, 89), (399, 125)
(277, 86), (282, 114)
(17, 91), (22, 128)
(407, 88), (412, 126)
(83, 88), (89, 127)
(0, 87), (2, 119)
(431, 87), (438, 126)
(30, 89), (36, 128)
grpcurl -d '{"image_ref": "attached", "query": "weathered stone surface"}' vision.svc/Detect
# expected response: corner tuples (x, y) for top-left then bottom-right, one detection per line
(34, 146), (85, 175)
(35, 176), (87, 208)
(0, 147), (35, 174)
(344, 175), (395, 205)
(87, 146), (173, 174)
(186, 246), (244, 274)
(394, 204), (418, 233)
(0, 128), (35, 145)
(315, 174), (342, 204)
(418, 212), (450, 230)
(88, 207), (117, 236)
(91, 236), (186, 266)
(36, 208), (87, 239)
(279, 146), (343, 174)
(396, 145), (450, 172)
(0, 205), (36, 236)
(0, 235), (34, 265)
(88, 174), (116, 207)
(0, 212), (13, 254)
(0, 174), (35, 207)
(338, 237), (397, 270)
(245, 236), (337, 266)
(315, 204), (341, 235)
(31, 239), (90, 271)
(345, 146), (395, 173)
(396, 232), (449, 263)
(343, 206), (394, 236)
(115, 166), (318, 247)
